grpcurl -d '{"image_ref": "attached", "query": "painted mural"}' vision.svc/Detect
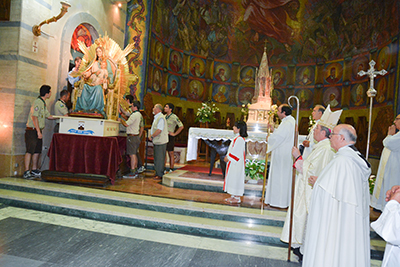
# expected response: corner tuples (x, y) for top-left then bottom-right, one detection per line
(127, 0), (400, 156)
(125, 0), (151, 101)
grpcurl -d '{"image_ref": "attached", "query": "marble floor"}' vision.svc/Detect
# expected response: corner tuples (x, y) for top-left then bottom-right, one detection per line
(0, 206), (303, 267)
(0, 161), (384, 266)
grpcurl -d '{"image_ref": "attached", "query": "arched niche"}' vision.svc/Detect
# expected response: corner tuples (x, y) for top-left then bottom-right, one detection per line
(57, 12), (103, 95)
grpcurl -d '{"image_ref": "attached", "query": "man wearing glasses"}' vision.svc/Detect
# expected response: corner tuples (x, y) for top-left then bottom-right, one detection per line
(303, 123), (371, 267)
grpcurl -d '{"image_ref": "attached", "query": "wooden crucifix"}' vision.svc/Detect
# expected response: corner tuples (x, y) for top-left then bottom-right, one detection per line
(357, 60), (387, 159)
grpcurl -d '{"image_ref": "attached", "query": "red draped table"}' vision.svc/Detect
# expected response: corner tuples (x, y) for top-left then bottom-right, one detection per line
(48, 133), (125, 184)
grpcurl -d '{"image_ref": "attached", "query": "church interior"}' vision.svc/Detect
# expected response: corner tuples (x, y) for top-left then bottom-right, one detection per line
(0, 0), (399, 266)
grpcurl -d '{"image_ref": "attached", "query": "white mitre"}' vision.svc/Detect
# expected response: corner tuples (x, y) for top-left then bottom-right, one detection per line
(318, 105), (342, 130)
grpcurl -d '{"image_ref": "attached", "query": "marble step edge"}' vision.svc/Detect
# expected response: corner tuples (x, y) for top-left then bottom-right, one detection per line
(0, 193), (287, 247)
(0, 179), (285, 223)
(164, 170), (263, 190)
(0, 188), (282, 234)
(0, 194), (385, 260)
(0, 189), (387, 248)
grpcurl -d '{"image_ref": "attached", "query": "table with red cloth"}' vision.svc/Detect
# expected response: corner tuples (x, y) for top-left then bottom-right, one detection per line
(48, 133), (126, 184)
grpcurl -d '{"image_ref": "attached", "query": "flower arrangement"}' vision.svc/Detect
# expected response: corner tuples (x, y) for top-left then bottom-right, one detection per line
(195, 102), (220, 123)
(245, 159), (266, 180)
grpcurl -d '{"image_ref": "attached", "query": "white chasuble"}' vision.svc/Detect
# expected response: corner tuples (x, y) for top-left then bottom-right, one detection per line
(371, 200), (400, 267)
(371, 131), (400, 211)
(280, 138), (335, 248)
(303, 146), (371, 267)
(224, 135), (246, 196)
(264, 115), (295, 208)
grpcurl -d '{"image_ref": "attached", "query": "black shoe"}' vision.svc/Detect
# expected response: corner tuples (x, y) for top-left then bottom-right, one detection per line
(31, 169), (41, 177)
(292, 247), (303, 263)
(23, 171), (34, 179)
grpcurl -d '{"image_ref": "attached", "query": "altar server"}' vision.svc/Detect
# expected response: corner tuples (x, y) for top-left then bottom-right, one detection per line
(303, 124), (371, 267)
(224, 121), (248, 204)
(264, 104), (295, 208)
(371, 114), (400, 211)
(280, 105), (341, 261)
(371, 185), (400, 267)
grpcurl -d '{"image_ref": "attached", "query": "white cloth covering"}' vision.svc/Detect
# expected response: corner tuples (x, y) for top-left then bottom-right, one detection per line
(371, 131), (400, 211)
(224, 135), (246, 196)
(303, 146), (371, 267)
(371, 200), (400, 267)
(186, 128), (267, 161)
(264, 115), (295, 208)
(280, 138), (335, 249)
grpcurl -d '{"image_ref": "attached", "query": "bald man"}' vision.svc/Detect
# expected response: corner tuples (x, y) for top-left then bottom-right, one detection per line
(149, 104), (168, 180)
(303, 124), (371, 267)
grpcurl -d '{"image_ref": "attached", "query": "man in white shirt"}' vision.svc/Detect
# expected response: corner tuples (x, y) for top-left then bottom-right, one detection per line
(149, 104), (168, 180)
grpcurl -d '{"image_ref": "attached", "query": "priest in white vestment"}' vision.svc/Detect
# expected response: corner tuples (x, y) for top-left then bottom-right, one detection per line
(264, 104), (295, 208)
(224, 121), (248, 204)
(371, 114), (400, 211)
(281, 105), (340, 260)
(371, 185), (400, 267)
(300, 104), (325, 159)
(303, 124), (372, 267)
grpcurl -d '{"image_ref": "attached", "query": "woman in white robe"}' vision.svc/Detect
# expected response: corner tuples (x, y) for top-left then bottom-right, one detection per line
(224, 121), (248, 204)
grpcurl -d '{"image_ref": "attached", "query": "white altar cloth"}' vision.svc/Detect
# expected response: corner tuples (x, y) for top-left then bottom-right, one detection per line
(186, 127), (268, 161)
(186, 127), (307, 161)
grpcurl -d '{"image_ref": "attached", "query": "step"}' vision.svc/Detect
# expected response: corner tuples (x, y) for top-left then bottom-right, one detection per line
(0, 178), (386, 260)
(0, 178), (285, 246)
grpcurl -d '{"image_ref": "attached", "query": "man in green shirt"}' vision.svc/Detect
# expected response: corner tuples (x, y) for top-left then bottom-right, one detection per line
(164, 103), (184, 172)
(24, 85), (55, 179)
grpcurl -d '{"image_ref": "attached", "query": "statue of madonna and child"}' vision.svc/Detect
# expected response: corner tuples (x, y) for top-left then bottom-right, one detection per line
(70, 35), (137, 120)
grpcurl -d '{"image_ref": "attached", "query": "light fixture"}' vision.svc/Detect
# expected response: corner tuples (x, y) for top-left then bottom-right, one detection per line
(32, 1), (71, 37)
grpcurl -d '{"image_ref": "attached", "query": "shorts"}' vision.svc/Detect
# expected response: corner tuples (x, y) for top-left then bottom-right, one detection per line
(127, 135), (140, 155)
(25, 129), (42, 154)
(166, 135), (175, 152)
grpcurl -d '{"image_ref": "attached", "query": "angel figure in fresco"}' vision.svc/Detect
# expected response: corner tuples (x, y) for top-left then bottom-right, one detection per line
(70, 35), (137, 120)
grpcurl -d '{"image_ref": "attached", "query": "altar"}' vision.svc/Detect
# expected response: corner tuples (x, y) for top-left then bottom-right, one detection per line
(47, 133), (124, 184)
(186, 127), (307, 162)
(186, 127), (268, 161)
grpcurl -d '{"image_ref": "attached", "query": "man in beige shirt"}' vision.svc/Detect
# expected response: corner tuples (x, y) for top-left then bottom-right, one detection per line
(24, 85), (55, 179)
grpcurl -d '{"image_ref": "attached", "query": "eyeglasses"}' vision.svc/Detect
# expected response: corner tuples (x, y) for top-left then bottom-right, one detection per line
(329, 132), (344, 139)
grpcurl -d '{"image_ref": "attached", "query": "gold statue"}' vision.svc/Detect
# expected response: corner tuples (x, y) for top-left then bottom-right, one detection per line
(70, 34), (138, 120)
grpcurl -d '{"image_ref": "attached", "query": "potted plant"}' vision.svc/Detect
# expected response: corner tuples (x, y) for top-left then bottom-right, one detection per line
(245, 159), (265, 183)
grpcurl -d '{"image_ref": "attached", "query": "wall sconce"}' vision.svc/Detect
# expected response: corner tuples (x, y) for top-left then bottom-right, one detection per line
(32, 1), (71, 37)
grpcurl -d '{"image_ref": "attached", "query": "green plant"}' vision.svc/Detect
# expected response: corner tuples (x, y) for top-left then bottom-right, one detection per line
(195, 102), (219, 123)
(245, 159), (266, 180)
